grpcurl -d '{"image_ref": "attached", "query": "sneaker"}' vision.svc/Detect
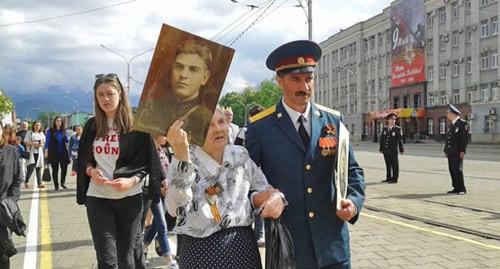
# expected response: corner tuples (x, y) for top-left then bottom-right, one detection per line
(71, 171), (76, 176)
(143, 252), (149, 265)
(61, 185), (68, 189)
(166, 260), (179, 269)
(25, 183), (30, 189)
(37, 184), (46, 189)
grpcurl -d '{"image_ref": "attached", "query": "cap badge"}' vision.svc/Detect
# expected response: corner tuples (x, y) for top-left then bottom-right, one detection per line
(297, 57), (305, 64)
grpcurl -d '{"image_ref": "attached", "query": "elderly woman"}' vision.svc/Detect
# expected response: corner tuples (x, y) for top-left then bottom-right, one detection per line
(0, 122), (23, 268)
(166, 107), (286, 269)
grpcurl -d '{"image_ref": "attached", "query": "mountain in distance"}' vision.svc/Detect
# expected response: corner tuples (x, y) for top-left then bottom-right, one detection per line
(8, 88), (142, 121)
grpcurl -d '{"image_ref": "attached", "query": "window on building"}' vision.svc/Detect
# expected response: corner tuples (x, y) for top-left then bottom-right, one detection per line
(439, 34), (446, 50)
(467, 57), (472, 73)
(453, 63), (460, 76)
(440, 66), (447, 79)
(484, 116), (494, 133)
(428, 38), (433, 53)
(439, 8), (446, 23)
(439, 118), (447, 134)
(427, 12), (434, 27)
(393, 96), (400, 109)
(428, 65), (434, 81)
(441, 94), (447, 105)
(349, 42), (357, 56)
(452, 3), (460, 18)
(386, 29), (392, 43)
(414, 93), (421, 108)
(481, 0), (490, 6)
(492, 16), (498, 35)
(453, 92), (460, 104)
(427, 118), (434, 134)
(481, 52), (490, 69)
(467, 27), (473, 43)
(364, 39), (368, 51)
(481, 88), (489, 101)
(453, 31), (460, 47)
(332, 50), (338, 62)
(492, 51), (498, 68)
(466, 0), (472, 13)
(370, 36), (375, 49)
(403, 95), (409, 108)
(467, 91), (473, 102)
(481, 19), (490, 38)
(429, 96), (435, 106)
(378, 33), (383, 46)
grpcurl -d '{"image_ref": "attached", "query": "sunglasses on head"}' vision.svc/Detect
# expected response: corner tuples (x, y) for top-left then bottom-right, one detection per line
(95, 73), (119, 80)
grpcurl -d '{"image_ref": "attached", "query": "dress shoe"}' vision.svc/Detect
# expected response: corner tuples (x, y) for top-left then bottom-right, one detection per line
(381, 179), (390, 183)
(447, 189), (458, 194)
(388, 180), (398, 184)
(25, 183), (30, 189)
(61, 185), (68, 189)
(54, 186), (59, 191)
(37, 184), (46, 189)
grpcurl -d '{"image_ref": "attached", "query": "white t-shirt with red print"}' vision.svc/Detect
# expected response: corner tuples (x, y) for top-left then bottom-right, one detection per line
(86, 120), (142, 199)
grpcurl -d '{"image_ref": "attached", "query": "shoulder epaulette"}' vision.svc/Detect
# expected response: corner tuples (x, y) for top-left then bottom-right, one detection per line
(249, 105), (276, 123)
(315, 104), (341, 117)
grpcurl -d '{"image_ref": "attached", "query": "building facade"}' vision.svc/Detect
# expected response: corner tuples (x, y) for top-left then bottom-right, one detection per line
(316, 0), (500, 143)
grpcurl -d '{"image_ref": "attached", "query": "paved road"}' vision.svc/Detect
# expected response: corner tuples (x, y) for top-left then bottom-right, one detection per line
(9, 143), (500, 268)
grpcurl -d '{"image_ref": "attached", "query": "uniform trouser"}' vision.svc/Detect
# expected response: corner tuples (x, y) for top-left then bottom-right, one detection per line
(50, 154), (69, 188)
(0, 256), (9, 268)
(447, 155), (466, 192)
(86, 194), (143, 269)
(383, 153), (399, 181)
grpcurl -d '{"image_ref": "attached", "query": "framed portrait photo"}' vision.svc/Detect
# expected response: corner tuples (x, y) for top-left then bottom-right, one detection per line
(335, 122), (349, 210)
(133, 23), (235, 146)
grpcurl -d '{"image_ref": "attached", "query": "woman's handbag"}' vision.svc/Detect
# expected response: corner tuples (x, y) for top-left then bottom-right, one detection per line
(42, 164), (52, 182)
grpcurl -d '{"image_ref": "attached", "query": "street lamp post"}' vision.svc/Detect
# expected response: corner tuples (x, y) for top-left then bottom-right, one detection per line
(64, 96), (79, 126)
(100, 45), (154, 100)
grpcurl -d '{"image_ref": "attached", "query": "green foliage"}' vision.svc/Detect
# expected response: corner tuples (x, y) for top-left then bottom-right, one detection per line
(0, 94), (15, 117)
(219, 78), (282, 127)
(37, 112), (61, 128)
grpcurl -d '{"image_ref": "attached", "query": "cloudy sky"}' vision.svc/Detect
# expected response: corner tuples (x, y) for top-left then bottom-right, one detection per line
(0, 0), (392, 104)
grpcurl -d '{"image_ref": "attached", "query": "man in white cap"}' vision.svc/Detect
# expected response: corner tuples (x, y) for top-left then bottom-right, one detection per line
(444, 104), (468, 195)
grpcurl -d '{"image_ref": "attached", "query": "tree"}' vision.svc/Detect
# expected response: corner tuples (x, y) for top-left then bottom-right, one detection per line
(38, 112), (61, 129)
(219, 78), (282, 127)
(0, 91), (15, 119)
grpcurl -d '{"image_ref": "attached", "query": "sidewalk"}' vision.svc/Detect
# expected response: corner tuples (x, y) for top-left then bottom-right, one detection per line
(9, 150), (500, 268)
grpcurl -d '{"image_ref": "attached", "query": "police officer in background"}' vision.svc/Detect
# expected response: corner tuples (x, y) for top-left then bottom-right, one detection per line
(380, 113), (404, 184)
(444, 104), (468, 195)
(246, 40), (365, 269)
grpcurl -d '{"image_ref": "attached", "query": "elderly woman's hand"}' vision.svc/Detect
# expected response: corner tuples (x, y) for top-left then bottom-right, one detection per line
(260, 192), (285, 219)
(166, 120), (190, 162)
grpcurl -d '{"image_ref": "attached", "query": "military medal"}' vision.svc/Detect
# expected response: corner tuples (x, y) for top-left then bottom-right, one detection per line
(319, 137), (338, 156)
(325, 124), (336, 135)
(205, 183), (223, 222)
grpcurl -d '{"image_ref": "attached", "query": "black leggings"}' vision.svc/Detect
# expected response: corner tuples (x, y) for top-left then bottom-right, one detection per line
(50, 154), (69, 187)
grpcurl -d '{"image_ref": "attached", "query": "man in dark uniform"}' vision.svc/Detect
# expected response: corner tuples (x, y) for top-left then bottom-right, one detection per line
(444, 104), (468, 195)
(379, 113), (404, 184)
(246, 40), (365, 269)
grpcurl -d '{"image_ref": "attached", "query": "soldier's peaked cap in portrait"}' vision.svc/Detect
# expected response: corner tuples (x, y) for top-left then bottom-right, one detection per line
(266, 40), (322, 74)
(448, 104), (461, 115)
(386, 113), (397, 120)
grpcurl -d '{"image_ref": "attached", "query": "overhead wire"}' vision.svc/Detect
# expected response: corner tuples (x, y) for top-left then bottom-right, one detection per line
(0, 0), (138, 27)
(226, 0), (292, 46)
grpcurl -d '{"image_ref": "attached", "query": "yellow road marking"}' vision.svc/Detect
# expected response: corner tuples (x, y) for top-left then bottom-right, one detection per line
(39, 188), (53, 268)
(362, 212), (500, 251)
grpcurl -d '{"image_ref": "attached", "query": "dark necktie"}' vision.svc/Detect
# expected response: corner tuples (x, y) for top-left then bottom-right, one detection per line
(298, 115), (309, 148)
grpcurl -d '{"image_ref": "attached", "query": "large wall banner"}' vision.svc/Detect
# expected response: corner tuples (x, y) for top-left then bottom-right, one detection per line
(390, 0), (426, 88)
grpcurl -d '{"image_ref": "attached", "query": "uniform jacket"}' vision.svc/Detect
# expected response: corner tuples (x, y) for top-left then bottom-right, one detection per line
(379, 125), (404, 155)
(76, 117), (165, 205)
(443, 118), (468, 156)
(246, 101), (365, 268)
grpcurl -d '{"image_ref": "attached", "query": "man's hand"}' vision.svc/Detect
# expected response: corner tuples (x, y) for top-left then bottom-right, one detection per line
(166, 120), (190, 162)
(336, 199), (357, 222)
